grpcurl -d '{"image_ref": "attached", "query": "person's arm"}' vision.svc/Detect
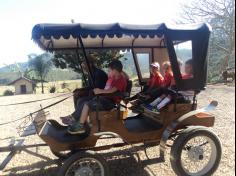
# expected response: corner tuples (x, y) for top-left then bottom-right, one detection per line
(146, 77), (155, 92)
(93, 87), (118, 95)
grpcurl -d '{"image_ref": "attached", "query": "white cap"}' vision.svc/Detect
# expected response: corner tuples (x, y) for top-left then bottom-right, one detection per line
(150, 62), (160, 70)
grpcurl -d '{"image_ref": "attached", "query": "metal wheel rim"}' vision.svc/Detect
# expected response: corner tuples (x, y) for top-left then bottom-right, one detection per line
(65, 157), (105, 176)
(180, 135), (217, 176)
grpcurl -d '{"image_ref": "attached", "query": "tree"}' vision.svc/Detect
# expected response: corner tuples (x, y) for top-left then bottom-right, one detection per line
(53, 49), (123, 71)
(52, 49), (124, 85)
(28, 53), (52, 93)
(91, 50), (124, 68)
(52, 50), (82, 73)
(179, 0), (235, 80)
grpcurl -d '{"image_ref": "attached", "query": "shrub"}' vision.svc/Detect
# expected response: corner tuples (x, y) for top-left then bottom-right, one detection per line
(61, 82), (68, 89)
(3, 89), (14, 96)
(49, 86), (56, 93)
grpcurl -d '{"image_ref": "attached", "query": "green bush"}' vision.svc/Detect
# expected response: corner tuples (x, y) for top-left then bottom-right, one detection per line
(3, 89), (14, 96)
(49, 86), (56, 93)
(61, 82), (68, 89)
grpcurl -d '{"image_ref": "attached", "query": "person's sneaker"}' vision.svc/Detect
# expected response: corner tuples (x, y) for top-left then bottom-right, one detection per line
(60, 115), (75, 125)
(143, 104), (160, 114)
(151, 108), (160, 114)
(67, 123), (86, 134)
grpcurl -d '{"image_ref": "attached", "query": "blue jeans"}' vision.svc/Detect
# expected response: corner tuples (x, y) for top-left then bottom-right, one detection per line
(72, 96), (115, 120)
(72, 96), (94, 120)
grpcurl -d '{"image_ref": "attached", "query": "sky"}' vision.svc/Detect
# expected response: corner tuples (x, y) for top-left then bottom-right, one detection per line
(0, 0), (189, 67)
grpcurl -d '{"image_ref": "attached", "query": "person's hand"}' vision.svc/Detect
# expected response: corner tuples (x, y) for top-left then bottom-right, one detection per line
(93, 88), (102, 95)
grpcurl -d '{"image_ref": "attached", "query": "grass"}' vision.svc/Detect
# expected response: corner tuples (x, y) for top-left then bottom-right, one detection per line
(0, 79), (82, 96)
(37, 79), (82, 94)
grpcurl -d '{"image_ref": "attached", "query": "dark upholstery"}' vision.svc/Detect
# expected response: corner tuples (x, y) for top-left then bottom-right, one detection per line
(125, 80), (133, 98)
(124, 115), (163, 133)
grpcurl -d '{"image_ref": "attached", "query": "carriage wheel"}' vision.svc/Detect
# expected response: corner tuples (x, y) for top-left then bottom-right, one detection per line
(170, 126), (222, 176)
(58, 151), (110, 176)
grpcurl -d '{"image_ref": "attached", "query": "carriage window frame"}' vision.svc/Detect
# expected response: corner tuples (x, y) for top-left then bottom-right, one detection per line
(119, 49), (138, 79)
(173, 40), (194, 78)
(135, 52), (151, 80)
(165, 33), (198, 90)
(133, 48), (152, 84)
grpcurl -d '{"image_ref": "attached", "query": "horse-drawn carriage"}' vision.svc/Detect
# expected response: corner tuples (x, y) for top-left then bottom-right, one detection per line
(0, 22), (222, 176)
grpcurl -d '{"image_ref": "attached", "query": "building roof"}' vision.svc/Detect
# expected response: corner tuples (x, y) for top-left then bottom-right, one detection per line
(8, 77), (36, 85)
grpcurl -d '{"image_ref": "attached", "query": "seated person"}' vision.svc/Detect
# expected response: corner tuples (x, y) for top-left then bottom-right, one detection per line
(73, 55), (108, 108)
(145, 59), (194, 112)
(139, 59), (184, 103)
(163, 61), (174, 88)
(139, 61), (175, 101)
(145, 62), (164, 92)
(66, 60), (127, 134)
(129, 62), (164, 104)
(122, 70), (130, 81)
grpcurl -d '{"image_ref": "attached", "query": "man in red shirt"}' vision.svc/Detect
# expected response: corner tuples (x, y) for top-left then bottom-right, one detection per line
(67, 60), (127, 134)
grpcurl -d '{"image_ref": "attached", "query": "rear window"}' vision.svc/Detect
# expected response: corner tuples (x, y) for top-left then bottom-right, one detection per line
(174, 40), (194, 79)
(136, 53), (150, 79)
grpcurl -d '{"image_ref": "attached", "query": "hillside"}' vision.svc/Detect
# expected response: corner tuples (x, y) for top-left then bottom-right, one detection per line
(0, 62), (80, 85)
(0, 62), (28, 73)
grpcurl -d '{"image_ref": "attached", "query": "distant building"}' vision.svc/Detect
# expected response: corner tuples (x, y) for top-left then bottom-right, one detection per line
(8, 77), (36, 95)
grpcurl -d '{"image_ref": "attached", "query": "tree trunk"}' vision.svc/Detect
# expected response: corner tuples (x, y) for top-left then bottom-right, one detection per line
(41, 81), (44, 94)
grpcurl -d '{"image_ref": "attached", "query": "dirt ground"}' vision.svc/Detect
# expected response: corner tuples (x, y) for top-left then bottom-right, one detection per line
(0, 84), (235, 176)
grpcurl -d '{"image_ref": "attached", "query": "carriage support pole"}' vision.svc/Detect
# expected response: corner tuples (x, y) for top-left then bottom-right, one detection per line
(75, 41), (88, 87)
(131, 38), (143, 89)
(0, 141), (48, 171)
(78, 36), (95, 88)
(0, 139), (25, 171)
(77, 36), (102, 131)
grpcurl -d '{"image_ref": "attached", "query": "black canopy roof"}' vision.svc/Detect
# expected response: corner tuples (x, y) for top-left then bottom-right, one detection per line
(32, 23), (211, 50)
(32, 22), (212, 91)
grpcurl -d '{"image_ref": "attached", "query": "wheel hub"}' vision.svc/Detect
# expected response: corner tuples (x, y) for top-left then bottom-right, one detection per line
(75, 167), (93, 176)
(188, 146), (204, 162)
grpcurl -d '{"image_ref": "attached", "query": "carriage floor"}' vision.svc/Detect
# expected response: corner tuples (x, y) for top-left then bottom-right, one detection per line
(124, 115), (163, 133)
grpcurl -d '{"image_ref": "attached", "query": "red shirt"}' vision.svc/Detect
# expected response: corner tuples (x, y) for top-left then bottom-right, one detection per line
(163, 72), (174, 88)
(169, 73), (193, 87)
(148, 72), (164, 88)
(105, 75), (127, 103)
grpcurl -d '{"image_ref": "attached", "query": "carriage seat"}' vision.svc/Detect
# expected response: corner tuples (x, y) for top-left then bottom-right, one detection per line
(96, 80), (132, 108)
(170, 89), (200, 104)
(89, 80), (132, 120)
(125, 80), (133, 98)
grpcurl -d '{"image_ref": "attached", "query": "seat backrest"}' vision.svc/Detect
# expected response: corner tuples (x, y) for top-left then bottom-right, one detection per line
(126, 80), (133, 97)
